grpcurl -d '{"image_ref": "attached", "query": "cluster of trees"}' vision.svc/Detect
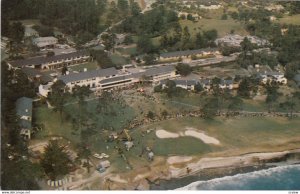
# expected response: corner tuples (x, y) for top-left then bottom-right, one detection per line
(1, 62), (40, 189)
(2, 0), (107, 43)
(237, 38), (278, 69)
(230, 6), (300, 74)
(89, 49), (115, 69)
(106, 0), (141, 25)
(175, 63), (192, 76)
(160, 28), (218, 51)
(154, 80), (188, 98)
(118, 5), (178, 37)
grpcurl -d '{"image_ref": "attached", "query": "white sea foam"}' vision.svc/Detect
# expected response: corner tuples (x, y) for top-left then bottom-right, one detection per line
(176, 164), (300, 190)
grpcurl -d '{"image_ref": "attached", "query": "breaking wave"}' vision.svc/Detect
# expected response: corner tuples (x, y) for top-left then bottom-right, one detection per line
(176, 164), (300, 190)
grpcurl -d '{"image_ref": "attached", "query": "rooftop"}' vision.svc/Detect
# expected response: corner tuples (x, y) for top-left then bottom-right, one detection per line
(8, 50), (89, 68)
(59, 67), (118, 84)
(16, 97), (33, 129)
(160, 48), (218, 58)
(144, 65), (176, 76)
(33, 36), (57, 43)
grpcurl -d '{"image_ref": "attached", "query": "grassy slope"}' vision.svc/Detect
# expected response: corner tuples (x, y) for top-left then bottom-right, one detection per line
(277, 14), (300, 25)
(179, 19), (249, 38)
(140, 116), (300, 157)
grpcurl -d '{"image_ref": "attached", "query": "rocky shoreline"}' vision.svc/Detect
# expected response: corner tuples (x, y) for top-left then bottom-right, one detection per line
(103, 148), (300, 190)
(152, 149), (300, 190)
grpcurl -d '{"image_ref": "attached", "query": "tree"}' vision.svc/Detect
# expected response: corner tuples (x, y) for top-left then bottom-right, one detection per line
(280, 101), (296, 118)
(164, 80), (177, 98)
(77, 143), (92, 173)
(137, 36), (155, 54)
(147, 111), (155, 120)
(187, 14), (194, 21)
(237, 78), (252, 98)
(9, 22), (25, 43)
(90, 49), (115, 68)
(240, 37), (254, 53)
(123, 35), (133, 45)
(176, 63), (192, 76)
(221, 14), (228, 20)
(154, 84), (163, 93)
(227, 96), (243, 114)
(202, 97), (219, 119)
(203, 29), (218, 42)
(194, 83), (203, 93)
(285, 62), (299, 79)
(40, 140), (73, 180)
(182, 26), (191, 48)
(143, 54), (156, 65)
(130, 1), (141, 16)
(72, 85), (92, 131)
(195, 32), (205, 48)
(49, 80), (69, 123)
(61, 66), (68, 75)
(161, 110), (168, 119)
(265, 83), (280, 112)
(118, 0), (129, 15)
(101, 31), (116, 52)
(32, 25), (54, 37)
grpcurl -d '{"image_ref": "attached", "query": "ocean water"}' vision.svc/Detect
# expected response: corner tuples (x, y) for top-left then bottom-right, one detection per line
(177, 164), (300, 190)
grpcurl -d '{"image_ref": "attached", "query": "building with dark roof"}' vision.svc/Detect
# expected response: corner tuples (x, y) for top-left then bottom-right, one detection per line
(7, 50), (91, 70)
(59, 67), (118, 92)
(53, 65), (178, 94)
(16, 97), (33, 139)
(159, 48), (219, 61)
(21, 67), (53, 84)
(160, 79), (199, 90)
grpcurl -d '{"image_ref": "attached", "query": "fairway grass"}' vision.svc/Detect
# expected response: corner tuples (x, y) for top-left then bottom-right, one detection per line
(179, 19), (249, 37)
(34, 96), (300, 171)
(140, 116), (300, 156)
(277, 14), (300, 25)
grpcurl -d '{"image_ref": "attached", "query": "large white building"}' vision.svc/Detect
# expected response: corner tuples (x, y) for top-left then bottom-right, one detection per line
(33, 36), (58, 49)
(8, 50), (92, 70)
(39, 65), (178, 96)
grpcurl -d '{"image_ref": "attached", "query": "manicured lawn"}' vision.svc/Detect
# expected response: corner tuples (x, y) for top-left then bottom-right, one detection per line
(110, 54), (130, 65)
(277, 14), (300, 25)
(179, 19), (249, 38)
(34, 105), (81, 143)
(140, 116), (300, 156)
(116, 46), (137, 56)
(69, 61), (99, 72)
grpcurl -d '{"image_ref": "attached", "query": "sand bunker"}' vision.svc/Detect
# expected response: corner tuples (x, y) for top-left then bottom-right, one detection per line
(155, 127), (220, 145)
(156, 129), (179, 138)
(167, 156), (193, 165)
(185, 128), (220, 145)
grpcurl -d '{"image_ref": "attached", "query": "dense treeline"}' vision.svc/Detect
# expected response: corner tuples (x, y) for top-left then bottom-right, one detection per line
(2, 0), (107, 36)
(117, 5), (179, 37)
(1, 62), (41, 189)
(228, 6), (300, 73)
